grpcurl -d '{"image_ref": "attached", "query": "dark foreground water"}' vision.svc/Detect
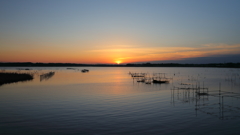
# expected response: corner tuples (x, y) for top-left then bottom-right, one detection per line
(0, 67), (240, 135)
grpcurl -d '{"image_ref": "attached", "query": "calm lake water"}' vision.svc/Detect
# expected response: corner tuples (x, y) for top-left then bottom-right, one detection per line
(0, 67), (240, 135)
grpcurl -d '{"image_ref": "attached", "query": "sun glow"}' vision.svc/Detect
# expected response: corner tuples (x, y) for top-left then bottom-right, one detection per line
(115, 60), (122, 64)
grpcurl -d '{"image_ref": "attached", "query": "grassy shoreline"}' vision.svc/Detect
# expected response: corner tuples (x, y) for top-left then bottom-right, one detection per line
(0, 72), (33, 86)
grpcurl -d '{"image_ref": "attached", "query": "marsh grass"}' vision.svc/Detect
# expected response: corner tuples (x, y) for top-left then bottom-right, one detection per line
(0, 72), (33, 86)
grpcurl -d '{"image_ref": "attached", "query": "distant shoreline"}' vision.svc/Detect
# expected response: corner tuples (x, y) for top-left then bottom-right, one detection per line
(0, 62), (240, 68)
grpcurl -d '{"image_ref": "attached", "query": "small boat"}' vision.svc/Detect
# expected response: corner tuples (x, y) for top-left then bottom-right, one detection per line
(81, 69), (89, 72)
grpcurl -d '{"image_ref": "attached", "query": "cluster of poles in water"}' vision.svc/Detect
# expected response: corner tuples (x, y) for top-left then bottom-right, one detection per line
(171, 82), (240, 120)
(129, 71), (240, 120)
(129, 72), (172, 84)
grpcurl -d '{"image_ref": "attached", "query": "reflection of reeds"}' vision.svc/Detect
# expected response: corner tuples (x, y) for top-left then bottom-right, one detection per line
(40, 72), (55, 81)
(0, 72), (33, 86)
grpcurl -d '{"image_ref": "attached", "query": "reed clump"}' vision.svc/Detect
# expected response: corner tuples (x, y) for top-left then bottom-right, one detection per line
(0, 72), (33, 86)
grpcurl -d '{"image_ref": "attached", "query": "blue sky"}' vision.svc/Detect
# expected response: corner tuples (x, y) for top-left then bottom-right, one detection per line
(1, 0), (240, 63)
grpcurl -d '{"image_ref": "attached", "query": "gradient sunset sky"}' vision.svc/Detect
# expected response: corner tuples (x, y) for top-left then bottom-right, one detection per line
(1, 0), (240, 64)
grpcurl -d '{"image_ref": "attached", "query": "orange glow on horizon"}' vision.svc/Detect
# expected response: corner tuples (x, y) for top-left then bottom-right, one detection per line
(1, 43), (240, 64)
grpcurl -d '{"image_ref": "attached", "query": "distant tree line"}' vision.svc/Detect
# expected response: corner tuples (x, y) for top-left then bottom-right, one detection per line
(125, 62), (240, 68)
(0, 62), (240, 68)
(0, 62), (122, 67)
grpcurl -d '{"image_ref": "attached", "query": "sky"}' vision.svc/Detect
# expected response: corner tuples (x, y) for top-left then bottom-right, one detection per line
(1, 0), (240, 64)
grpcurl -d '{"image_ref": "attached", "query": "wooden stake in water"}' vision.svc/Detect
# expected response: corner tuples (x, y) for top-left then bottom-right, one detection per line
(219, 82), (221, 96)
(222, 96), (224, 119)
(203, 82), (204, 93)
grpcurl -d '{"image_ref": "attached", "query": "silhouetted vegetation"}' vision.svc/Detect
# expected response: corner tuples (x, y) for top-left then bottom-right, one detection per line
(0, 72), (33, 86)
(126, 62), (240, 68)
(0, 62), (239, 68)
(40, 72), (55, 81)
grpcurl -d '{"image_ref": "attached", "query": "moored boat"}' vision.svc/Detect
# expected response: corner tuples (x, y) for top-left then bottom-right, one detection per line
(81, 69), (89, 72)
